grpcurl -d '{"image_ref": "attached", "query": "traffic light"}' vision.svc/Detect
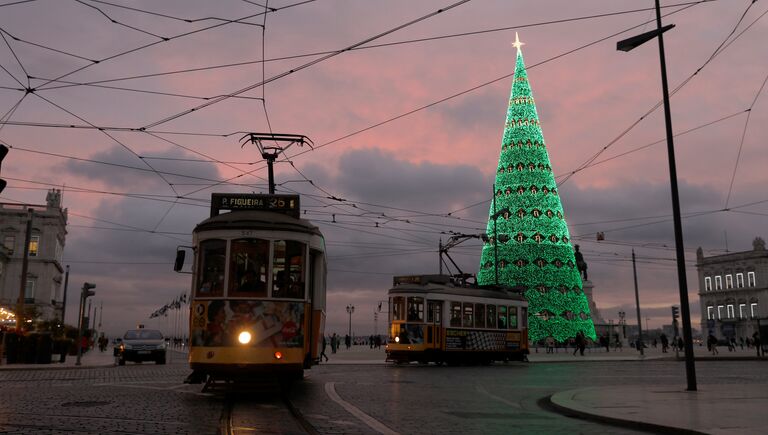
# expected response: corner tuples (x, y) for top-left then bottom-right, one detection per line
(0, 144), (8, 194)
(671, 305), (679, 320)
(82, 282), (96, 299)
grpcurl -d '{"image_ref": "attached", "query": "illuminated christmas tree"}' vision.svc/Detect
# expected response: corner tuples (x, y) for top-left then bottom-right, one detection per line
(477, 34), (595, 342)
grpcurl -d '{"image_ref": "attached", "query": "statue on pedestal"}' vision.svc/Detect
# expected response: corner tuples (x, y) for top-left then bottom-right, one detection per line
(575, 244), (588, 281)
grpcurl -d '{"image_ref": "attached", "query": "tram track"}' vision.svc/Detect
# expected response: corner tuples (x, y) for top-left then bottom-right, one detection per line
(218, 387), (319, 435)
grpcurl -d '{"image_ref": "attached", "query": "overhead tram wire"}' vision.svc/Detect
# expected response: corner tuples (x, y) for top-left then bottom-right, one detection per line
(558, 0), (766, 188)
(724, 72), (768, 210)
(0, 4), (708, 139)
(0, 1), (37, 8)
(32, 0), (317, 91)
(25, 92), (183, 199)
(73, 0), (168, 40)
(34, 0), (718, 92)
(0, 30), (30, 88)
(140, 0), (474, 130)
(84, 0), (267, 26)
(281, 3), (700, 167)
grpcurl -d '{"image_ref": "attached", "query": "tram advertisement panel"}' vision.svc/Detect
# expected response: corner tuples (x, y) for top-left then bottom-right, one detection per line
(445, 329), (521, 351)
(191, 300), (304, 348)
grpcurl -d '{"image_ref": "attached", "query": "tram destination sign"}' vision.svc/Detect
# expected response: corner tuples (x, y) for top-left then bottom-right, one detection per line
(210, 193), (300, 218)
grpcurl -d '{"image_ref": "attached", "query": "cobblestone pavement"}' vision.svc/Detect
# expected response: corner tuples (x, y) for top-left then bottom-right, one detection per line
(0, 360), (222, 435)
(3, 358), (765, 434)
(288, 359), (768, 434)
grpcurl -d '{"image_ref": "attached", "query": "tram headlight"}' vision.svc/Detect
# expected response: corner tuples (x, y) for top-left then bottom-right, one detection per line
(395, 336), (400, 343)
(274, 351), (283, 360)
(238, 331), (252, 344)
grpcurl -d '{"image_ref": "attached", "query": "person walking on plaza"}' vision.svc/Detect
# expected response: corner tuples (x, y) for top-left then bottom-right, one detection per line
(546, 336), (555, 354)
(330, 333), (337, 354)
(573, 331), (585, 356)
(707, 333), (719, 355)
(660, 333), (669, 353)
(753, 331), (762, 357)
(320, 335), (329, 362)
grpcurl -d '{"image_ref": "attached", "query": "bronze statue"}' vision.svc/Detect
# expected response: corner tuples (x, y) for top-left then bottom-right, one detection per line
(574, 244), (588, 281)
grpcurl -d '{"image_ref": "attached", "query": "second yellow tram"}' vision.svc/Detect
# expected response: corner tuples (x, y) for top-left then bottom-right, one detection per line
(386, 275), (529, 364)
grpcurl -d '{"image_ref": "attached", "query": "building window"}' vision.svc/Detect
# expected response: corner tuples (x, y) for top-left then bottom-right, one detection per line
(736, 273), (744, 288)
(726, 304), (735, 318)
(715, 276), (722, 290)
(707, 306), (714, 320)
(3, 235), (15, 255)
(29, 235), (39, 257)
(704, 277), (712, 291)
(739, 303), (746, 319)
(748, 272), (756, 287)
(751, 303), (758, 318)
(725, 274), (733, 289)
(717, 305), (724, 319)
(24, 278), (36, 303)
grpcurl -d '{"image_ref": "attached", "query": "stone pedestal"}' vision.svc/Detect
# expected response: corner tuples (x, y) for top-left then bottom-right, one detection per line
(582, 279), (605, 323)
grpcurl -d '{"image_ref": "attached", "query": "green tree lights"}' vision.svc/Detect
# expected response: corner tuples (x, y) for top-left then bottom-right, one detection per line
(478, 38), (596, 342)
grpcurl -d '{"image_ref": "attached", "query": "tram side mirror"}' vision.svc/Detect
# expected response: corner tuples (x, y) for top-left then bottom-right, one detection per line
(174, 249), (186, 272)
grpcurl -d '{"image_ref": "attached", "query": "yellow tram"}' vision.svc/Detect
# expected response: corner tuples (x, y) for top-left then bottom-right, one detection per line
(385, 275), (528, 364)
(180, 193), (326, 383)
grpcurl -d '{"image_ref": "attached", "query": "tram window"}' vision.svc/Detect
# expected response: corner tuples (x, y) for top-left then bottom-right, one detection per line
(272, 240), (306, 299)
(486, 305), (497, 328)
(509, 306), (518, 329)
(407, 297), (424, 322)
(463, 303), (473, 327)
(521, 307), (528, 328)
(450, 302), (461, 327)
(498, 305), (508, 329)
(229, 238), (269, 297)
(197, 239), (226, 297)
(427, 301), (442, 324)
(392, 297), (405, 321)
(475, 303), (485, 328)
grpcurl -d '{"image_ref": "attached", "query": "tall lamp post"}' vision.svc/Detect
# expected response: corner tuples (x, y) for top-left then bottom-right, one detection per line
(346, 304), (355, 339)
(75, 283), (96, 366)
(617, 0), (696, 390)
(618, 311), (626, 342)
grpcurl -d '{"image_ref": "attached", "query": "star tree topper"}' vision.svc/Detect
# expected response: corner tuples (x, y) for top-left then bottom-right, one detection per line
(512, 32), (525, 52)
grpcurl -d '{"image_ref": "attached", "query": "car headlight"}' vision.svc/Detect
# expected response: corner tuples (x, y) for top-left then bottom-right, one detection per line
(395, 336), (400, 343)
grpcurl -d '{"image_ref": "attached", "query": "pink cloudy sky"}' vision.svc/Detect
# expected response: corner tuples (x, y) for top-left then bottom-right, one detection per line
(0, 0), (766, 338)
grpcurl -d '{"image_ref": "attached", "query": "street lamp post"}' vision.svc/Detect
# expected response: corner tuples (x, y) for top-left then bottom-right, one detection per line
(346, 304), (355, 339)
(75, 283), (96, 366)
(617, 0), (697, 391)
(618, 311), (626, 343)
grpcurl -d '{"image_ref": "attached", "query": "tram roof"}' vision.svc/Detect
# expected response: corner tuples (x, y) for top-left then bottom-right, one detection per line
(388, 275), (525, 301)
(194, 210), (323, 236)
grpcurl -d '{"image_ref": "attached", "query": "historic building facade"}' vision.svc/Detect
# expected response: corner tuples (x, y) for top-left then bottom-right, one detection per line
(696, 237), (767, 341)
(0, 190), (67, 322)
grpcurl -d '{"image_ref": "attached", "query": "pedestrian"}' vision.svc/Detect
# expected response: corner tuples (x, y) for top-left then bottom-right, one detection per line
(739, 336), (745, 350)
(546, 336), (555, 354)
(677, 337), (683, 350)
(660, 333), (669, 353)
(320, 335), (329, 362)
(330, 333), (337, 354)
(573, 331), (585, 356)
(753, 331), (762, 357)
(707, 333), (718, 355)
(652, 338), (657, 348)
(345, 334), (351, 350)
(369, 335), (374, 349)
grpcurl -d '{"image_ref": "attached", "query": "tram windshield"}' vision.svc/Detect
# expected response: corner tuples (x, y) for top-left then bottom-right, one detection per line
(197, 239), (226, 296)
(271, 240), (306, 299)
(229, 238), (269, 297)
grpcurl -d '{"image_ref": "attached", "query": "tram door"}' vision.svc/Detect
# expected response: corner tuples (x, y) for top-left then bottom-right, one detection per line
(426, 301), (442, 350)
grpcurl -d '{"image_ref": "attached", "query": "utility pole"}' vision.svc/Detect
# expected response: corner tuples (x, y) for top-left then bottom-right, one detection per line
(76, 283), (96, 366)
(61, 265), (70, 324)
(16, 208), (33, 331)
(632, 249), (644, 356)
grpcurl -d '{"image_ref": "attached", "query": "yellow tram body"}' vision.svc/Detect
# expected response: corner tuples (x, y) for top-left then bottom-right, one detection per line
(186, 194), (326, 381)
(385, 275), (528, 364)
